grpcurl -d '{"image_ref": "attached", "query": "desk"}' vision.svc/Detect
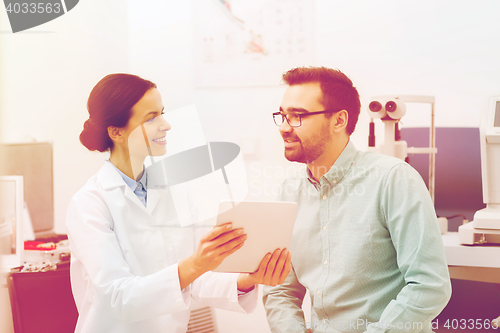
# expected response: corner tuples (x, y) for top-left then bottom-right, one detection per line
(1, 271), (15, 333)
(443, 232), (500, 284)
(0, 246), (70, 333)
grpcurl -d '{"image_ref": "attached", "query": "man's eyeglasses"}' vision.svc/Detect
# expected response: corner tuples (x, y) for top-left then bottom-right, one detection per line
(272, 109), (342, 127)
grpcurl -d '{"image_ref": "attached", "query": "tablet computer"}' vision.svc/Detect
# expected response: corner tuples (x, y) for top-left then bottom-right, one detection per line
(212, 200), (298, 273)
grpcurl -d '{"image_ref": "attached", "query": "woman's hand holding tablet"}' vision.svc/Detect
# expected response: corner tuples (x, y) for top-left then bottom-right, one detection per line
(236, 248), (292, 292)
(178, 223), (247, 290)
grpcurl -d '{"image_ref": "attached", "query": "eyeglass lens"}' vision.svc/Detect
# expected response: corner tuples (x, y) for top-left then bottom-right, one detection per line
(274, 113), (301, 127)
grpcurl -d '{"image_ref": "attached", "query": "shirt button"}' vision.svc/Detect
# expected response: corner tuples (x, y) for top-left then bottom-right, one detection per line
(322, 195), (327, 200)
(323, 226), (327, 232)
(323, 319), (328, 324)
(332, 179), (337, 184)
(136, 184), (141, 189)
(316, 289), (322, 296)
(324, 260), (328, 265)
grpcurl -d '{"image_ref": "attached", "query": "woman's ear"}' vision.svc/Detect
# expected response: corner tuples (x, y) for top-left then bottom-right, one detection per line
(107, 126), (125, 144)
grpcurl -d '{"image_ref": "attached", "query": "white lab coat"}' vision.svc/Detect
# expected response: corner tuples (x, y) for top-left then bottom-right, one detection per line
(66, 161), (257, 333)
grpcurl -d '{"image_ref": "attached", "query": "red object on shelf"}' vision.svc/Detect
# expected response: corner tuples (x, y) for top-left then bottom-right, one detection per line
(24, 241), (57, 251)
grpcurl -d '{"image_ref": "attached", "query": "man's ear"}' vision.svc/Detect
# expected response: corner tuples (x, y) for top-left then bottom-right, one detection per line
(107, 126), (125, 144)
(332, 110), (348, 133)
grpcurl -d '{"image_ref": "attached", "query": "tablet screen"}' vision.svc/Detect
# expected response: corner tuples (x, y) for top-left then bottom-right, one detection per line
(212, 200), (298, 273)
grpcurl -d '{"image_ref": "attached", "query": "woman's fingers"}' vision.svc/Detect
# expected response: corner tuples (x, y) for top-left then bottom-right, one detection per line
(252, 252), (272, 281)
(193, 223), (247, 272)
(201, 224), (245, 252)
(219, 237), (246, 258)
(218, 234), (247, 256)
(213, 228), (245, 245)
(278, 252), (292, 284)
(270, 249), (289, 286)
(256, 249), (292, 286)
(203, 223), (234, 242)
(263, 249), (282, 285)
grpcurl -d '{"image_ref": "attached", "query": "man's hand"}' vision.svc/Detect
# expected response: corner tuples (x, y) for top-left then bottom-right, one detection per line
(179, 223), (247, 290)
(237, 248), (292, 292)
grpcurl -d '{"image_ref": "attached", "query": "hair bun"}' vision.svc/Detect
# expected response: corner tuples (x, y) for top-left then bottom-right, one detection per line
(80, 118), (110, 152)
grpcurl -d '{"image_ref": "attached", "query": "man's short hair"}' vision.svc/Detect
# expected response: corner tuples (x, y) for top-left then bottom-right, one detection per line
(282, 66), (361, 135)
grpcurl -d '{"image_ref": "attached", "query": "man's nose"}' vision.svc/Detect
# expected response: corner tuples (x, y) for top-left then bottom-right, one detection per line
(279, 119), (293, 135)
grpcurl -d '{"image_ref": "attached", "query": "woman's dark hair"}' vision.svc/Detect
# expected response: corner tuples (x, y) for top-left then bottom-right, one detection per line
(80, 73), (157, 152)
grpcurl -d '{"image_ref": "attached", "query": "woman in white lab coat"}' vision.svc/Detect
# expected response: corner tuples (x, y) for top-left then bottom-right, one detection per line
(66, 73), (291, 333)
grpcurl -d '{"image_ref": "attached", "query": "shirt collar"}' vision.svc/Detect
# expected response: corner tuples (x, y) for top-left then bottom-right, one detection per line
(306, 140), (358, 187)
(107, 160), (147, 192)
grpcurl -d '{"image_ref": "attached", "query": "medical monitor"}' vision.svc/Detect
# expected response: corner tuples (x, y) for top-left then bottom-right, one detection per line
(0, 176), (24, 269)
(494, 101), (500, 127)
(0, 143), (54, 235)
(470, 96), (500, 230)
(481, 97), (500, 205)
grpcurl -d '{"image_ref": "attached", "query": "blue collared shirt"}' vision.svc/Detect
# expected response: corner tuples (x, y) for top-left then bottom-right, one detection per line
(108, 161), (148, 207)
(263, 140), (451, 333)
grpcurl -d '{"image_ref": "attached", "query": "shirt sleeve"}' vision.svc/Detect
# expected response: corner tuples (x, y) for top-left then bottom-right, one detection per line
(262, 267), (308, 333)
(67, 189), (190, 323)
(367, 163), (452, 332)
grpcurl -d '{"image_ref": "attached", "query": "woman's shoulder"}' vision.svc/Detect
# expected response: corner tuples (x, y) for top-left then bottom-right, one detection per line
(67, 175), (109, 220)
(73, 174), (104, 198)
(66, 170), (115, 229)
(73, 161), (124, 198)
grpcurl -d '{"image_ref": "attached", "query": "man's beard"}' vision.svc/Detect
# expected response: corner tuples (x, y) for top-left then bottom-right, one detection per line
(283, 125), (331, 163)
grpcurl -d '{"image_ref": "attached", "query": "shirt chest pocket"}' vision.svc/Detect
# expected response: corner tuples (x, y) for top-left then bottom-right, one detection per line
(332, 222), (374, 275)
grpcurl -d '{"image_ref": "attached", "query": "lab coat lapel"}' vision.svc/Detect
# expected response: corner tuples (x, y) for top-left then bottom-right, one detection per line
(145, 161), (169, 215)
(97, 161), (129, 192)
(97, 161), (154, 221)
(146, 188), (160, 214)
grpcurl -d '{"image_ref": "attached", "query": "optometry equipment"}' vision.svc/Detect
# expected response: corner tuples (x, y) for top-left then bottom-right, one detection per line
(367, 95), (437, 202)
(459, 97), (500, 245)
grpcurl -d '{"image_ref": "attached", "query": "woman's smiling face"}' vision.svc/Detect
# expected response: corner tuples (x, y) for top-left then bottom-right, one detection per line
(123, 88), (171, 159)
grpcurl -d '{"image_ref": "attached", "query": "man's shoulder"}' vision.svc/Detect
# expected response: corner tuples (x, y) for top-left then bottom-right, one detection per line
(355, 150), (408, 174)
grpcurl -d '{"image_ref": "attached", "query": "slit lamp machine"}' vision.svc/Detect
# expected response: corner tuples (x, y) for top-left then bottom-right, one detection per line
(367, 95), (437, 202)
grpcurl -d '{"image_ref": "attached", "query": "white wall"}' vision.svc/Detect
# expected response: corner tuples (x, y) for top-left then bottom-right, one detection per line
(0, 0), (130, 233)
(3, 0), (499, 235)
(2, 0), (500, 332)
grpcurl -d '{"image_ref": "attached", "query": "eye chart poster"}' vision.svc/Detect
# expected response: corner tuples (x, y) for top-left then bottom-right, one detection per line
(194, 0), (315, 87)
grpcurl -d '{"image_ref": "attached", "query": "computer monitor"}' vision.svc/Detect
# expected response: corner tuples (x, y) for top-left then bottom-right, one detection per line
(0, 143), (54, 236)
(0, 176), (24, 269)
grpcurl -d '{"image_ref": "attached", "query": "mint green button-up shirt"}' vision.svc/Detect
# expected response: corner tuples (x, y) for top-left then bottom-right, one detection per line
(263, 140), (451, 333)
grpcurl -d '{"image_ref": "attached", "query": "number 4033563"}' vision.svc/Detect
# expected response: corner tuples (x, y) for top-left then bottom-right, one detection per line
(5, 3), (62, 14)
(440, 318), (499, 330)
